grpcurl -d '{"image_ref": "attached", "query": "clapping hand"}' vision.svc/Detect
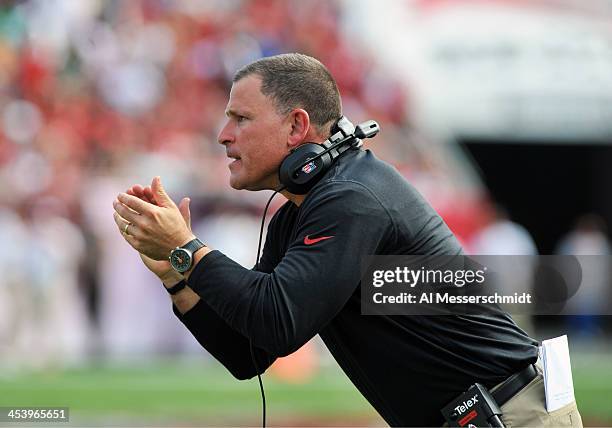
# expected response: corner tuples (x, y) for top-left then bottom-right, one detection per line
(113, 177), (194, 281)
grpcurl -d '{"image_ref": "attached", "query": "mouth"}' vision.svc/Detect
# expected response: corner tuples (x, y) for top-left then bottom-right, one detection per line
(227, 153), (242, 168)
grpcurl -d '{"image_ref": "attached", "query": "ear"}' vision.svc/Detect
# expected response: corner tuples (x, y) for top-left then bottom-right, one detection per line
(286, 109), (310, 149)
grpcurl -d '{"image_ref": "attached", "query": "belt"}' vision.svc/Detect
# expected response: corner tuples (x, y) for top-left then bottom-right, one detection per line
(492, 364), (538, 406)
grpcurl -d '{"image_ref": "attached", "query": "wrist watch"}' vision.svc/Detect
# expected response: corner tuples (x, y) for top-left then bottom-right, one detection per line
(169, 238), (206, 274)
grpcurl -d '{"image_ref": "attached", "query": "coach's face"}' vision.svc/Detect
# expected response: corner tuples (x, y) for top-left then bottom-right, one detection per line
(218, 75), (292, 191)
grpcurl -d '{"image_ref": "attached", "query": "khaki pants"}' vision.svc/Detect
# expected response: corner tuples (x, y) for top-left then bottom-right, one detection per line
(442, 362), (583, 427)
(492, 362), (583, 427)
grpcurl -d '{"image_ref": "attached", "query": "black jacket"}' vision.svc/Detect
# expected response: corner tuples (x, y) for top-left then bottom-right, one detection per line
(174, 148), (538, 426)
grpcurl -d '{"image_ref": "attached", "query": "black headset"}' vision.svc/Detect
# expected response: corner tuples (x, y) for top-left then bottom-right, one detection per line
(278, 116), (380, 194)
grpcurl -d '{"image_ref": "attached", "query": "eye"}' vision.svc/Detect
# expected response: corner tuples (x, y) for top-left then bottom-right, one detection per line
(236, 115), (247, 123)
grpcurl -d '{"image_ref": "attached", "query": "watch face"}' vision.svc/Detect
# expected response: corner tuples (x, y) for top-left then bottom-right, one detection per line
(170, 248), (192, 273)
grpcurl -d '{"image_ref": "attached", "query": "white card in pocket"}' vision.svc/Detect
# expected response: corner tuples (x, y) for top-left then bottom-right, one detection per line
(540, 335), (576, 412)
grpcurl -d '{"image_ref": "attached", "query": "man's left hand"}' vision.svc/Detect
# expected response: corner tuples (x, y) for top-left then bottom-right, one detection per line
(113, 176), (195, 261)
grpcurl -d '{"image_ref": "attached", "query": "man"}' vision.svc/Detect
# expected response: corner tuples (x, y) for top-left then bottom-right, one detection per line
(113, 53), (581, 426)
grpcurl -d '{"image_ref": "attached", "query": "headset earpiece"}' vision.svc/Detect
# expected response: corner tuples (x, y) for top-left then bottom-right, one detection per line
(278, 143), (333, 194)
(278, 115), (379, 195)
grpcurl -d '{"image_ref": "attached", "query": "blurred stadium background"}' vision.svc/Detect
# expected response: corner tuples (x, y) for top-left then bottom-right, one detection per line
(1, 0), (612, 426)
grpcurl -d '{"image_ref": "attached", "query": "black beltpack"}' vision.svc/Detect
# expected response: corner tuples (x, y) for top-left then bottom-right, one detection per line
(441, 383), (505, 427)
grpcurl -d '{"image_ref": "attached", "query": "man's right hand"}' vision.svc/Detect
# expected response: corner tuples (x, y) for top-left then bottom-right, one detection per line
(126, 183), (193, 284)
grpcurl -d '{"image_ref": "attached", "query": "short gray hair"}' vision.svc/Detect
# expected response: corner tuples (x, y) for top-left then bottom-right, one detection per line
(233, 53), (342, 133)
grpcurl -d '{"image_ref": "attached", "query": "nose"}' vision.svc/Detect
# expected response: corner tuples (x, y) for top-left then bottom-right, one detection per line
(217, 119), (234, 146)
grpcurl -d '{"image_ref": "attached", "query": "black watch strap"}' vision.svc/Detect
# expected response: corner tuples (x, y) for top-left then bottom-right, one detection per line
(184, 238), (206, 254)
(165, 279), (187, 295)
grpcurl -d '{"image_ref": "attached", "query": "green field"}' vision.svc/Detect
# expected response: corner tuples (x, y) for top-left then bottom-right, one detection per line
(0, 351), (611, 427)
(0, 359), (380, 427)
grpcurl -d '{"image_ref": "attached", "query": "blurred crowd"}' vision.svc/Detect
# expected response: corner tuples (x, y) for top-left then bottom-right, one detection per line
(0, 0), (429, 369)
(0, 0), (609, 371)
